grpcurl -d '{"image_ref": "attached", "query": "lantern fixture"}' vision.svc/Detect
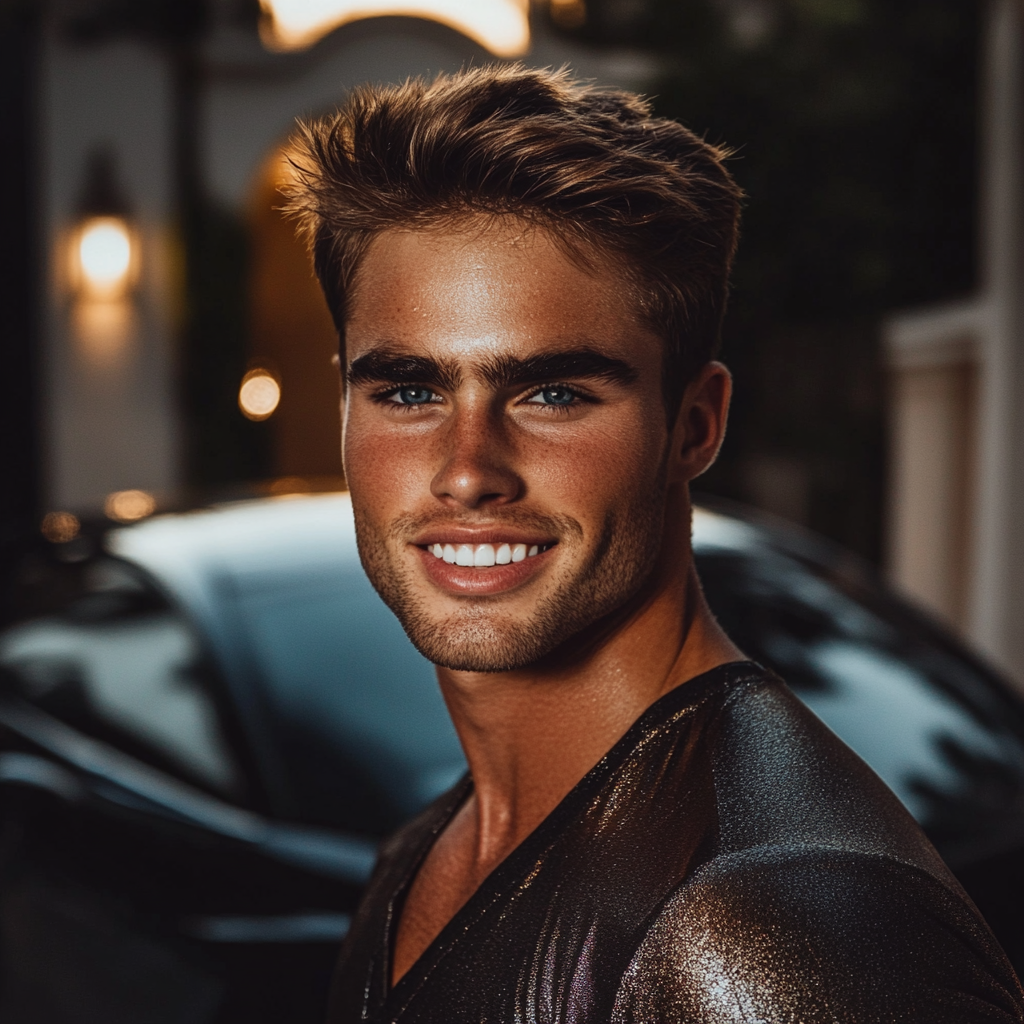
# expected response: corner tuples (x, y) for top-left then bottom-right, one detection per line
(70, 150), (138, 301)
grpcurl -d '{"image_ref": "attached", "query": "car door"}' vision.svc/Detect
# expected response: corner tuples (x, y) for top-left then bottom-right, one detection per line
(0, 540), (374, 1024)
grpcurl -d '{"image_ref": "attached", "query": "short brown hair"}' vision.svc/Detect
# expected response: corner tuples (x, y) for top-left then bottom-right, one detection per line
(285, 64), (742, 411)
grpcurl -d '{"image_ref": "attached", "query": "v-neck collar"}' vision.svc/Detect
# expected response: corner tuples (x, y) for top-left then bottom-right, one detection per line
(378, 660), (760, 1020)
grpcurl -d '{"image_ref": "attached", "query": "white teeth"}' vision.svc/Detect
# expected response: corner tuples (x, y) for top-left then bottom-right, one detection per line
(430, 541), (548, 565)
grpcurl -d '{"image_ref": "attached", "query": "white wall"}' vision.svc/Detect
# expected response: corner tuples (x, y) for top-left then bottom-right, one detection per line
(38, 14), (654, 514)
(41, 36), (179, 512)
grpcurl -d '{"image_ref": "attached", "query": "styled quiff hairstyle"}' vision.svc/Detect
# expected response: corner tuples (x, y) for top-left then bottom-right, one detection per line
(285, 64), (742, 412)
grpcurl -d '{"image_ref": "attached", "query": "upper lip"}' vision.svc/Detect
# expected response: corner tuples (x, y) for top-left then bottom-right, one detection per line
(411, 527), (556, 547)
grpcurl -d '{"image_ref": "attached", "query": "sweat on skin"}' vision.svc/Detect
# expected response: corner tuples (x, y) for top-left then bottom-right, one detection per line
(337, 214), (739, 983)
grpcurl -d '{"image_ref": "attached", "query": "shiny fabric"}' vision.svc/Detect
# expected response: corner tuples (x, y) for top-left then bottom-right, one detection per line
(329, 662), (1024, 1023)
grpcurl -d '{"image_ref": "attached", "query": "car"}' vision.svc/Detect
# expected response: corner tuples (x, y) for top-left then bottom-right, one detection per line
(0, 491), (1022, 1023)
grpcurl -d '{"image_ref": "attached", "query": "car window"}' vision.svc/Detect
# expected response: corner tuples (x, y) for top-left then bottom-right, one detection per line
(0, 553), (244, 799)
(226, 562), (465, 835)
(693, 515), (1024, 856)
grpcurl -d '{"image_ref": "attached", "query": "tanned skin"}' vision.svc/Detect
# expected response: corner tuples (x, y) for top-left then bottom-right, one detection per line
(340, 215), (741, 986)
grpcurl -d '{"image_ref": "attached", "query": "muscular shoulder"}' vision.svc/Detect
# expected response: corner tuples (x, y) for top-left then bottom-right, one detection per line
(711, 672), (957, 880)
(613, 846), (1024, 1023)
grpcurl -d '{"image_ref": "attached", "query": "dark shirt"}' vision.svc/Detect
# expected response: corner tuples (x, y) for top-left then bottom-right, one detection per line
(329, 661), (1024, 1023)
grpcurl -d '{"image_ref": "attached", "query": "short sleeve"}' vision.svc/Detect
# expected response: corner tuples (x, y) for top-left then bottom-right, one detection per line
(612, 847), (1024, 1024)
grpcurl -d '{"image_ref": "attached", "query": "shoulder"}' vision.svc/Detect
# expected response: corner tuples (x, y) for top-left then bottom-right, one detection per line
(613, 845), (1024, 1023)
(710, 668), (958, 880)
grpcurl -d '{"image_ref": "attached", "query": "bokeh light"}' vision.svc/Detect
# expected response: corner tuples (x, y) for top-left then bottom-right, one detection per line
(549, 0), (586, 29)
(105, 489), (156, 523)
(77, 217), (132, 297)
(258, 0), (530, 57)
(239, 369), (282, 421)
(40, 511), (81, 543)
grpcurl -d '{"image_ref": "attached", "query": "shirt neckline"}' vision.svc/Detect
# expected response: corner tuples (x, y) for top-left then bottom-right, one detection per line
(379, 659), (764, 1017)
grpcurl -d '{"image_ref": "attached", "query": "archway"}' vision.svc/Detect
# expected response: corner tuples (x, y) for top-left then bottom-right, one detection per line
(246, 148), (344, 489)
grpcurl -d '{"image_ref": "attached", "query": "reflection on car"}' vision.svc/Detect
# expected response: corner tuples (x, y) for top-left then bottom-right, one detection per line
(1, 492), (1022, 1023)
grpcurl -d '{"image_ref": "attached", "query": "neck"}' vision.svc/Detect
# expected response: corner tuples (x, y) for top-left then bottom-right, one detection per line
(433, 488), (742, 873)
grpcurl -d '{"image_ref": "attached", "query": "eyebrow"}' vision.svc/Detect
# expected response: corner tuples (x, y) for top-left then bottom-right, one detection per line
(479, 349), (639, 390)
(346, 346), (639, 392)
(345, 351), (462, 391)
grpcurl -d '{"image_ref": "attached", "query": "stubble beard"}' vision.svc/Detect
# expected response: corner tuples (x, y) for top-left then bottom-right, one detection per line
(352, 473), (669, 673)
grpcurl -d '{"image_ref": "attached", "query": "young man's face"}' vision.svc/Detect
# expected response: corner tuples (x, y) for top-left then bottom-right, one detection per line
(342, 216), (681, 673)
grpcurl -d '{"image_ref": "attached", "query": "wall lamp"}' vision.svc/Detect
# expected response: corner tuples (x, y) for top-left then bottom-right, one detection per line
(70, 151), (138, 301)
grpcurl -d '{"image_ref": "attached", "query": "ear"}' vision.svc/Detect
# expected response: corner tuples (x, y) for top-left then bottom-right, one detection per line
(667, 361), (732, 485)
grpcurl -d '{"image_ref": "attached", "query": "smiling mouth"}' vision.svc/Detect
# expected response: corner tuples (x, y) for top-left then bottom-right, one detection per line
(423, 542), (555, 567)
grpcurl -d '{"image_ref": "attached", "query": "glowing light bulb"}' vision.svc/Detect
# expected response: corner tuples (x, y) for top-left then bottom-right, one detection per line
(105, 489), (156, 523)
(239, 369), (282, 420)
(41, 511), (81, 543)
(259, 0), (530, 57)
(78, 217), (132, 297)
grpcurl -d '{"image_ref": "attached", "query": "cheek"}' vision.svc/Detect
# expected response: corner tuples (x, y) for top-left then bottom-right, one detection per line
(343, 414), (435, 514)
(522, 412), (665, 513)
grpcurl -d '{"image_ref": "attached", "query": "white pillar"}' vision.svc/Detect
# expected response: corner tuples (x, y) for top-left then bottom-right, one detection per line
(969, 0), (1024, 683)
(884, 302), (985, 635)
(884, 0), (1024, 687)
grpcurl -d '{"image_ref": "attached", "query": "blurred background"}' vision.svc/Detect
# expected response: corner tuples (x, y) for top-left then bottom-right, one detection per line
(1, 0), (1022, 692)
(7, 5), (1024, 1020)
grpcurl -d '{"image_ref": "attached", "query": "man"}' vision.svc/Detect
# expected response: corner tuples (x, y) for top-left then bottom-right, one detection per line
(288, 65), (1023, 1022)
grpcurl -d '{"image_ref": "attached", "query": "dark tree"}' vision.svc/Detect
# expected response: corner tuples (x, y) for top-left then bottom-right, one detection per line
(552, 0), (979, 560)
(0, 1), (42, 543)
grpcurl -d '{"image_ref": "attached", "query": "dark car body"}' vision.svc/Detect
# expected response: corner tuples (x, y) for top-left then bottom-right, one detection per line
(1, 492), (1023, 1023)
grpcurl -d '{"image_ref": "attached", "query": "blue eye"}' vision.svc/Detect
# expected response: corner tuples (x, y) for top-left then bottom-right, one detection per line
(392, 386), (435, 405)
(530, 387), (576, 406)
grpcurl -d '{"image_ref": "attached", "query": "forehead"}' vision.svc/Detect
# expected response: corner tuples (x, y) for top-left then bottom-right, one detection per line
(345, 216), (657, 363)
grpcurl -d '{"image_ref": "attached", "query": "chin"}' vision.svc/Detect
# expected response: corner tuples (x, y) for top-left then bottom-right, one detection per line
(354, 491), (668, 674)
(399, 609), (563, 673)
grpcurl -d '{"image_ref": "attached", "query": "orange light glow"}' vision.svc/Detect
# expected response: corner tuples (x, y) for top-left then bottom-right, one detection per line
(74, 217), (135, 299)
(105, 489), (156, 523)
(41, 511), (81, 543)
(269, 476), (308, 496)
(549, 0), (586, 29)
(258, 0), (530, 56)
(72, 297), (134, 367)
(239, 369), (282, 421)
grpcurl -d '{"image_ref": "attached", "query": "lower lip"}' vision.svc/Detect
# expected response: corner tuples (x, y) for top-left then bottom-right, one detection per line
(415, 545), (555, 596)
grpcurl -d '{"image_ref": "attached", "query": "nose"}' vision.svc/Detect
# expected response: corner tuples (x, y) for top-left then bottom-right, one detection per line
(430, 405), (522, 509)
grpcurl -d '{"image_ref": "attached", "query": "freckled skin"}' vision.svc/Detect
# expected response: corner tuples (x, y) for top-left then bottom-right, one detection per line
(342, 215), (741, 985)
